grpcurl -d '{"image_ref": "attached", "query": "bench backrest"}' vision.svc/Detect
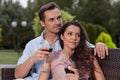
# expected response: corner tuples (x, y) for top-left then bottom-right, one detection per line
(97, 48), (120, 80)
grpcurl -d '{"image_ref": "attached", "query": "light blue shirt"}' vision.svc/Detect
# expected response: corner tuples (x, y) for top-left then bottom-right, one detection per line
(17, 31), (61, 80)
(17, 31), (94, 80)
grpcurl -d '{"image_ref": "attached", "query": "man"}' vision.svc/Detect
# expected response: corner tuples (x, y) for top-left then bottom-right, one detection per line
(15, 2), (108, 80)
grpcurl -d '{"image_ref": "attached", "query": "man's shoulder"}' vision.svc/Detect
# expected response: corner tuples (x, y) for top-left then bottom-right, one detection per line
(27, 36), (42, 45)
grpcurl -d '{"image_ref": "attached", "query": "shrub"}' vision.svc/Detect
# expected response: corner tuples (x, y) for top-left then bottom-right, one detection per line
(95, 32), (117, 48)
(80, 21), (107, 44)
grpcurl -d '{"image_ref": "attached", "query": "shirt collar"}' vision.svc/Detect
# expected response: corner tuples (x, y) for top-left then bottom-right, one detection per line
(39, 30), (59, 44)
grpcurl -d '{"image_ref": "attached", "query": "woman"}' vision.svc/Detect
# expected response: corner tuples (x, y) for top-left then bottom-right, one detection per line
(39, 21), (105, 80)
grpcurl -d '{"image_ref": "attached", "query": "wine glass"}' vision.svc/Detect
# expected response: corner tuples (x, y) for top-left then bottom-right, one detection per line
(41, 44), (53, 72)
(64, 59), (75, 74)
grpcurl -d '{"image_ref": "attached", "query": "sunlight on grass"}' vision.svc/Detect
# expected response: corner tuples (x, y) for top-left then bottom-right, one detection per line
(0, 53), (21, 64)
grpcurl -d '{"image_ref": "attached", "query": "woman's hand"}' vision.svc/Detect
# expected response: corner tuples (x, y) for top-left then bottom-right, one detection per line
(39, 61), (51, 80)
(66, 66), (79, 80)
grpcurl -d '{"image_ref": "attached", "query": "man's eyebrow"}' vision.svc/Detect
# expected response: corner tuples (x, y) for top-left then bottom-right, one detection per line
(57, 15), (61, 18)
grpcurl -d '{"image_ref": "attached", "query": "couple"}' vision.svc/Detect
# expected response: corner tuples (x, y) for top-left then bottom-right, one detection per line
(38, 21), (105, 80)
(15, 2), (107, 80)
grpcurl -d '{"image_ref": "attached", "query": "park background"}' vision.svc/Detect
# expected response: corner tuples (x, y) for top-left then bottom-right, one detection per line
(0, 0), (120, 78)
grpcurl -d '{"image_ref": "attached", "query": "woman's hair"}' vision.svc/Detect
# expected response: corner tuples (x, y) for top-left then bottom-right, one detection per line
(38, 2), (60, 21)
(58, 21), (95, 80)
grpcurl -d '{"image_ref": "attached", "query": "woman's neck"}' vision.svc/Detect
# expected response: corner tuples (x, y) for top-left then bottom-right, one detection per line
(62, 48), (74, 58)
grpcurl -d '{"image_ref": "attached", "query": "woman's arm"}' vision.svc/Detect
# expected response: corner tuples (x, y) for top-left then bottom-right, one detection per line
(94, 57), (105, 80)
(39, 62), (51, 80)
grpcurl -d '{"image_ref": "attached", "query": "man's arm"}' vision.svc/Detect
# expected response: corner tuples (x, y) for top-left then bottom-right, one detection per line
(86, 41), (108, 59)
(15, 56), (35, 78)
(15, 46), (51, 78)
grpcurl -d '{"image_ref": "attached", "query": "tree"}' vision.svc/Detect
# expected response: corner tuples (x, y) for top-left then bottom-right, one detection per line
(81, 0), (111, 28)
(0, 25), (2, 48)
(109, 1), (120, 47)
(31, 0), (74, 13)
(80, 21), (107, 44)
(0, 0), (34, 50)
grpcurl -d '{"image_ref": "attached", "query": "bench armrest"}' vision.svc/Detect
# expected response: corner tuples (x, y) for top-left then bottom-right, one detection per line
(2, 67), (15, 80)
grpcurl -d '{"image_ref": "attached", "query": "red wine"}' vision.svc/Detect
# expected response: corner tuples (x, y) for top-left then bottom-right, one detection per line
(64, 68), (74, 74)
(43, 48), (53, 52)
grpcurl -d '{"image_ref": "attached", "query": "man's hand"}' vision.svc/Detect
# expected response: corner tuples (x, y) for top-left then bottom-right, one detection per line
(31, 47), (51, 63)
(94, 42), (108, 59)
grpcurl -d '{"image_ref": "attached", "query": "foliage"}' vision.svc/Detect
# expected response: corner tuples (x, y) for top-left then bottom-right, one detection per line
(32, 10), (75, 37)
(108, 1), (120, 47)
(0, 0), (34, 49)
(80, 21), (107, 44)
(110, 1), (120, 34)
(33, 0), (73, 11)
(95, 32), (117, 48)
(32, 13), (43, 37)
(81, 0), (111, 28)
(61, 10), (75, 24)
(0, 26), (2, 42)
(0, 25), (2, 48)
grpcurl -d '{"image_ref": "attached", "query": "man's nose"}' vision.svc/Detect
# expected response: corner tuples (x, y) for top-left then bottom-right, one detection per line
(55, 19), (60, 24)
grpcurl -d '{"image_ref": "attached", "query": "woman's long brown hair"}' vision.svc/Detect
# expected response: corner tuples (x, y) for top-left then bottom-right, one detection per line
(58, 21), (95, 80)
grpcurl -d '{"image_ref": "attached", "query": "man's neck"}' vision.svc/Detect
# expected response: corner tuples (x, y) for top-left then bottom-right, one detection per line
(44, 32), (57, 44)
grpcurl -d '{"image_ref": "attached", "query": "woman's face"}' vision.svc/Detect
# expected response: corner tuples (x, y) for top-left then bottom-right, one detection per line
(61, 25), (80, 50)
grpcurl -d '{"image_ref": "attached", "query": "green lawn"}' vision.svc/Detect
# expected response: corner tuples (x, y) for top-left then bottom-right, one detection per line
(0, 53), (21, 64)
(0, 50), (22, 78)
(0, 50), (21, 64)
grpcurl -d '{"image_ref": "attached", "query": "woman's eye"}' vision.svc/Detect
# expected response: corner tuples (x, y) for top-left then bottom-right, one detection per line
(77, 34), (80, 37)
(67, 32), (72, 36)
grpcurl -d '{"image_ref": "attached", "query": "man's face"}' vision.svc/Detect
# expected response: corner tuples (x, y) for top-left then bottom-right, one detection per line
(41, 8), (62, 34)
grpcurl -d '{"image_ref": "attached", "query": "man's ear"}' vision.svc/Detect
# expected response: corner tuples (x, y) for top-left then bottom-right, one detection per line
(60, 34), (63, 40)
(40, 20), (45, 27)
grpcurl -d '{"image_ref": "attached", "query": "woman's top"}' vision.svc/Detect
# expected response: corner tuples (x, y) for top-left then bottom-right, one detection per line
(51, 50), (89, 80)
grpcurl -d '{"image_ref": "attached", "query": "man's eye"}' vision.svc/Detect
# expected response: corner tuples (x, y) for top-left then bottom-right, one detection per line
(57, 16), (61, 20)
(49, 18), (54, 21)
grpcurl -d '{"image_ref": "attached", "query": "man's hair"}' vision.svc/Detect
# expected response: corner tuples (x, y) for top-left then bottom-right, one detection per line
(38, 2), (60, 21)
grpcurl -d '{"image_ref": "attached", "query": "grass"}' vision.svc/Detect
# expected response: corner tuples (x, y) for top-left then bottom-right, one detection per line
(0, 50), (22, 77)
(0, 53), (21, 64)
(0, 50), (21, 64)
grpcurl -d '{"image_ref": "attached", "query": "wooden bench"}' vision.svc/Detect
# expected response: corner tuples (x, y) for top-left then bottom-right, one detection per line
(1, 48), (120, 80)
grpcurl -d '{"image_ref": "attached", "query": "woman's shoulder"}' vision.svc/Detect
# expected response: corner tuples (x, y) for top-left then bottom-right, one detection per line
(51, 50), (64, 60)
(51, 50), (65, 69)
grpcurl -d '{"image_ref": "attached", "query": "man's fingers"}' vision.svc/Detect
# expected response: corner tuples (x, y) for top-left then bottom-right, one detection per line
(94, 43), (108, 59)
(105, 45), (108, 56)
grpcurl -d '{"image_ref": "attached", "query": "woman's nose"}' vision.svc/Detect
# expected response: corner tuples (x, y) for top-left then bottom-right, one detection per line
(72, 35), (77, 40)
